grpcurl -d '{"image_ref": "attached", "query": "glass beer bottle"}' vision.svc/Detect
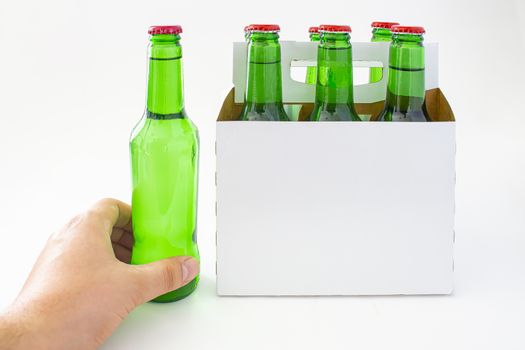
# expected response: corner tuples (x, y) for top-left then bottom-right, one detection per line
(369, 21), (399, 83)
(239, 24), (289, 121)
(306, 26), (320, 85)
(130, 25), (200, 302)
(309, 25), (360, 121)
(376, 26), (430, 122)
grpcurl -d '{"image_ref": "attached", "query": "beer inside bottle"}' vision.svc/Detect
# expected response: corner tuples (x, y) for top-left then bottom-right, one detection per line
(369, 21), (399, 83)
(306, 26), (320, 85)
(239, 24), (289, 121)
(309, 25), (361, 122)
(376, 26), (430, 122)
(130, 26), (199, 302)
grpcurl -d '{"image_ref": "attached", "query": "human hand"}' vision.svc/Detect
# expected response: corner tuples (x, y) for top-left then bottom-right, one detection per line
(0, 198), (199, 350)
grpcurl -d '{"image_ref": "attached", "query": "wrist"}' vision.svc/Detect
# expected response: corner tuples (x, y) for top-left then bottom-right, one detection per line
(0, 304), (53, 350)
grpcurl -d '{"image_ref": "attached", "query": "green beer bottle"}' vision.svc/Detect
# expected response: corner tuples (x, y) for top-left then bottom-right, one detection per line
(239, 24), (289, 121)
(309, 25), (361, 122)
(306, 26), (320, 85)
(130, 25), (200, 302)
(369, 21), (399, 83)
(376, 26), (430, 122)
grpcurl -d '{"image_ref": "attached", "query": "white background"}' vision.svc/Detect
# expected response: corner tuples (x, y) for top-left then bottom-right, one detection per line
(1, 0), (524, 349)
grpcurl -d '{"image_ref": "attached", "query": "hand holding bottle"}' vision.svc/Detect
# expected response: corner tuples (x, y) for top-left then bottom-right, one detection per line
(0, 198), (199, 350)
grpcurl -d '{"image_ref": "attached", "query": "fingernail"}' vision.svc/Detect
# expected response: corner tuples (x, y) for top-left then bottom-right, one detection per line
(181, 258), (199, 284)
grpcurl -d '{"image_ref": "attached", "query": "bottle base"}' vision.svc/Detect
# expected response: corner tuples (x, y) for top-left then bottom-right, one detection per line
(150, 276), (199, 303)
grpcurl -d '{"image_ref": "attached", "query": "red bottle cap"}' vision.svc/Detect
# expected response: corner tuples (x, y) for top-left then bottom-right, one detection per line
(244, 24), (253, 32)
(319, 25), (352, 33)
(391, 25), (425, 34)
(308, 26), (320, 33)
(148, 25), (183, 35)
(371, 21), (400, 29)
(250, 24), (280, 32)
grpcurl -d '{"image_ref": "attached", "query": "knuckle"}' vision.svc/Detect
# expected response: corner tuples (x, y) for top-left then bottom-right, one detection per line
(83, 207), (111, 229)
(95, 197), (115, 207)
(50, 213), (84, 242)
(86, 198), (114, 219)
(66, 213), (84, 228)
(84, 208), (104, 221)
(47, 230), (62, 245)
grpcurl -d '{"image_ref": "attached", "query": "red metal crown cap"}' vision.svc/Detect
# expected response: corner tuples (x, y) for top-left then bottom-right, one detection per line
(319, 25), (352, 33)
(371, 21), (400, 29)
(391, 25), (425, 34)
(148, 25), (183, 35)
(250, 24), (280, 32)
(308, 26), (319, 33)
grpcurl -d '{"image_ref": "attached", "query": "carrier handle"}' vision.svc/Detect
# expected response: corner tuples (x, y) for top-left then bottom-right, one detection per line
(233, 41), (438, 104)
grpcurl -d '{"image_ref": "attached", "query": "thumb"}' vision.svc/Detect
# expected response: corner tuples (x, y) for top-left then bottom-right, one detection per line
(131, 256), (199, 303)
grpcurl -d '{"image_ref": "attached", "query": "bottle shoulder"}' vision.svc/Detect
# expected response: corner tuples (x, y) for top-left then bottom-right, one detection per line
(310, 103), (361, 121)
(239, 103), (289, 121)
(130, 113), (147, 141)
(376, 108), (429, 122)
(130, 113), (199, 145)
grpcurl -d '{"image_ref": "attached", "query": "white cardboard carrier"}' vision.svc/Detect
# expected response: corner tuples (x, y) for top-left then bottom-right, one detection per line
(216, 41), (455, 296)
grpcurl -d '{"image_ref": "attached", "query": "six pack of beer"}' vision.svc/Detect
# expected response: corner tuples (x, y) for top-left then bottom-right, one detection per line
(216, 23), (455, 296)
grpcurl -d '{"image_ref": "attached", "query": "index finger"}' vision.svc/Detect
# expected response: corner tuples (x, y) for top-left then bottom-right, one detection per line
(86, 198), (132, 232)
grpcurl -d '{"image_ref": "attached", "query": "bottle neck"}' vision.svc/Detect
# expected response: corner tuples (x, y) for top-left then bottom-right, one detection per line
(315, 32), (355, 107)
(146, 34), (184, 119)
(371, 28), (393, 42)
(305, 33), (320, 85)
(245, 32), (283, 105)
(385, 33), (425, 113)
(309, 33), (320, 42)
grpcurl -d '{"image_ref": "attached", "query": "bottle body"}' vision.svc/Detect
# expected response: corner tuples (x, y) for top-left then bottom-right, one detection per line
(130, 114), (199, 302)
(376, 27), (429, 122)
(239, 27), (289, 121)
(309, 27), (360, 122)
(130, 28), (199, 302)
